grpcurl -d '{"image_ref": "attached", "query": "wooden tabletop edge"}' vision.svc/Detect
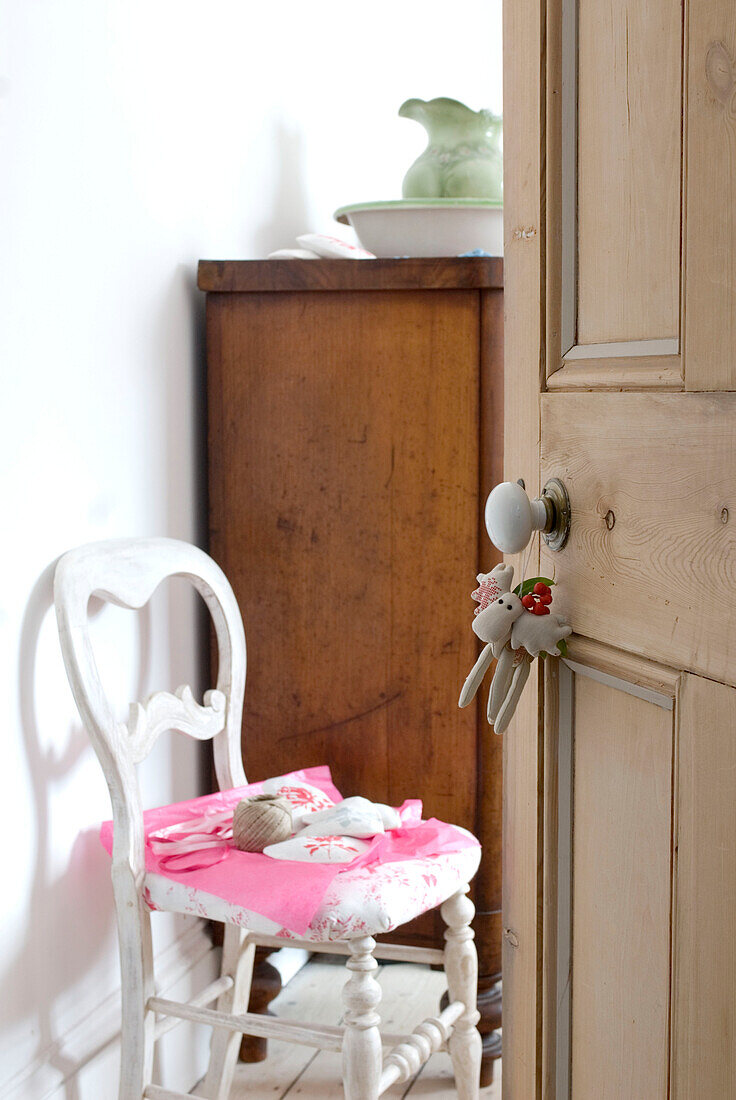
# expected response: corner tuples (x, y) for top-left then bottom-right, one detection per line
(197, 256), (504, 293)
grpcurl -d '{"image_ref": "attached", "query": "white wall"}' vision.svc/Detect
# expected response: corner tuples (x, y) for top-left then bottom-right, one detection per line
(0, 2), (501, 1096)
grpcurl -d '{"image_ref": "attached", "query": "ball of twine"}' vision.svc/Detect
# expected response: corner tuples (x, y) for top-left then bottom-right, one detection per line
(232, 794), (293, 852)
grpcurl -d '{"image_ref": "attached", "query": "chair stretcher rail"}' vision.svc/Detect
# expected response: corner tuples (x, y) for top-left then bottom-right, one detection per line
(248, 931), (445, 966)
(148, 993), (423, 1053)
(379, 1000), (466, 1094)
(152, 975), (234, 1040)
(143, 1087), (210, 1100)
(148, 994), (346, 1052)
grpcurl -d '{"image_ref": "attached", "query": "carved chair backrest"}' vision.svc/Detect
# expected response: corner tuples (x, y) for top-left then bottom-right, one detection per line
(54, 537), (247, 883)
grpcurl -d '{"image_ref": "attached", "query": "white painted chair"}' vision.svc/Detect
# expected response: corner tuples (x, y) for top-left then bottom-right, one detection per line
(54, 537), (482, 1100)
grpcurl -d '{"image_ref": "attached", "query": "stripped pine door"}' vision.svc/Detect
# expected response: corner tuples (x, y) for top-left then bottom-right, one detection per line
(503, 0), (736, 1096)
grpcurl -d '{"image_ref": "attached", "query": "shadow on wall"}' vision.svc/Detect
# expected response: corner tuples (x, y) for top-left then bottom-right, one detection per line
(6, 241), (220, 1098)
(3, 563), (152, 1097)
(252, 118), (313, 257)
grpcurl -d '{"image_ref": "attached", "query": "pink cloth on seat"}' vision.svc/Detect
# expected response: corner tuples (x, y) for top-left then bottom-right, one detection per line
(100, 766), (479, 935)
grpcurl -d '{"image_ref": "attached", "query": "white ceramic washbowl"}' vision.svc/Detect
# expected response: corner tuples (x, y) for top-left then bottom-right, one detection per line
(334, 199), (503, 258)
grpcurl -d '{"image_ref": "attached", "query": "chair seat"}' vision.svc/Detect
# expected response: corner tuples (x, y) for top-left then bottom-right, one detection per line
(144, 837), (481, 942)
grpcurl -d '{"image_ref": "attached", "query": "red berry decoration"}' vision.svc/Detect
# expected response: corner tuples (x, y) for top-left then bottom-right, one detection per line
(523, 580), (554, 615)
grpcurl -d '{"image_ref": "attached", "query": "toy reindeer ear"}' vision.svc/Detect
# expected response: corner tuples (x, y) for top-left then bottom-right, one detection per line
(471, 563), (515, 614)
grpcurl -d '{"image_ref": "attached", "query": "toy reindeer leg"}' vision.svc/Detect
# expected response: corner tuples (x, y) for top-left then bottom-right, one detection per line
(493, 651), (534, 734)
(458, 643), (495, 708)
(487, 644), (516, 724)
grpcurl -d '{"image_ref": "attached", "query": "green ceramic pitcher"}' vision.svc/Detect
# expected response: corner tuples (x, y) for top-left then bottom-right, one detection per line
(399, 97), (503, 202)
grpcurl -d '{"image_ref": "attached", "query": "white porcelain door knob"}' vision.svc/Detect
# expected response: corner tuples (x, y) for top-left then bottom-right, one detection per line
(484, 481), (547, 553)
(484, 479), (571, 554)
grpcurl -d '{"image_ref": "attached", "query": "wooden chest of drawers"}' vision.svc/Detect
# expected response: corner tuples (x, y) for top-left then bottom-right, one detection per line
(199, 256), (504, 1082)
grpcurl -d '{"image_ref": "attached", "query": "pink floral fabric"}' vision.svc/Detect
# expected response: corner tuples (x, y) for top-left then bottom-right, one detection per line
(101, 764), (481, 939)
(102, 766), (346, 933)
(143, 836), (481, 941)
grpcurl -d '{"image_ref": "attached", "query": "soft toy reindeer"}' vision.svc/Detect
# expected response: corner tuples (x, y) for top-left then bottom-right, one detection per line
(459, 563), (571, 734)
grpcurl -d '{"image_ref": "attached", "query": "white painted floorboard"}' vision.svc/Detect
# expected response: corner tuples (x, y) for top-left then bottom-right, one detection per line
(226, 956), (501, 1099)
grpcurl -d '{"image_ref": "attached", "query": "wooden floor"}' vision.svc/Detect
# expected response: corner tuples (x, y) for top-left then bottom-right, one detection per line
(227, 956), (501, 1098)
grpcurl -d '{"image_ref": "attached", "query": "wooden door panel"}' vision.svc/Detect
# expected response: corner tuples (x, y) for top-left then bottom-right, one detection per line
(569, 672), (673, 1098)
(545, 645), (679, 1099)
(541, 391), (736, 685)
(577, 0), (681, 347)
(545, 0), (684, 387)
(672, 674), (736, 1097)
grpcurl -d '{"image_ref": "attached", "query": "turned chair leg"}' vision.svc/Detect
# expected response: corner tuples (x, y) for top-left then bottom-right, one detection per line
(201, 926), (256, 1100)
(116, 885), (156, 1100)
(342, 935), (383, 1100)
(441, 887), (482, 1100)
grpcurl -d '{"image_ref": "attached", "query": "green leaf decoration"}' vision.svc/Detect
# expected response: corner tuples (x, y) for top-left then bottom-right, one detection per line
(513, 576), (555, 598)
(557, 638), (569, 657)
